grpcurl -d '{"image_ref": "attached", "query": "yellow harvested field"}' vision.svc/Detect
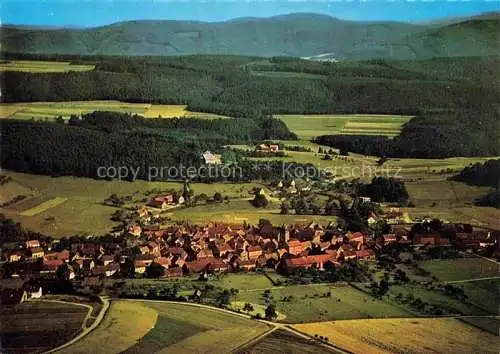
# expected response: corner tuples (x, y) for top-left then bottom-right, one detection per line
(0, 60), (95, 73)
(294, 318), (500, 354)
(142, 104), (189, 118)
(0, 101), (229, 120)
(20, 197), (68, 216)
(59, 301), (158, 354)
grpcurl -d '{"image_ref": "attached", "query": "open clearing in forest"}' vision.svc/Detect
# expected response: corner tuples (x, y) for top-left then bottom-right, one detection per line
(276, 114), (411, 139)
(0, 60), (95, 73)
(0, 101), (229, 120)
(293, 318), (500, 354)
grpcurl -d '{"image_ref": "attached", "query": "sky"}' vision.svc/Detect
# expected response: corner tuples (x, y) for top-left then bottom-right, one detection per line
(1, 0), (499, 27)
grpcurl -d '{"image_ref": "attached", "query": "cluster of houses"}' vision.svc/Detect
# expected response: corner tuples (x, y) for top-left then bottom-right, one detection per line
(126, 221), (380, 276)
(2, 210), (498, 304)
(147, 194), (185, 210)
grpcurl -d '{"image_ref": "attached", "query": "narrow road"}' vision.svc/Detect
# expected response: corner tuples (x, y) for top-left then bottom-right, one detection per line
(44, 296), (110, 354)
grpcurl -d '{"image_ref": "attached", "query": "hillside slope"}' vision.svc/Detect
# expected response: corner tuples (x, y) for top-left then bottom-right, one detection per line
(1, 12), (498, 60)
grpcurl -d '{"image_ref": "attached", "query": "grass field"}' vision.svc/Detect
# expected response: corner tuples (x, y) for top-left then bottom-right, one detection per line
(276, 114), (411, 139)
(1, 301), (88, 353)
(210, 272), (280, 290)
(420, 258), (500, 282)
(405, 180), (492, 208)
(167, 199), (339, 226)
(0, 60), (95, 73)
(69, 300), (270, 354)
(461, 278), (500, 315)
(0, 178), (35, 205)
(385, 156), (498, 176)
(403, 179), (500, 227)
(3, 166), (498, 236)
(19, 197), (68, 216)
(252, 70), (327, 79)
(0, 101), (229, 120)
(133, 302), (270, 354)
(0, 171), (270, 236)
(59, 301), (157, 354)
(234, 284), (409, 323)
(235, 329), (333, 354)
(294, 318), (500, 354)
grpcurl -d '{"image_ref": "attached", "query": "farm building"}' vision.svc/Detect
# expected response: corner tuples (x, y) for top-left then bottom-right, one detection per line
(202, 150), (222, 165)
(148, 194), (175, 209)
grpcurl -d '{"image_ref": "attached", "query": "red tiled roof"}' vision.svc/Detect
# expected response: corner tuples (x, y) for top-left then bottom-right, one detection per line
(163, 267), (183, 277)
(285, 254), (335, 267)
(134, 260), (151, 268)
(155, 257), (170, 266)
(184, 257), (227, 273)
(356, 249), (375, 258)
(247, 245), (263, 253)
(43, 259), (63, 270)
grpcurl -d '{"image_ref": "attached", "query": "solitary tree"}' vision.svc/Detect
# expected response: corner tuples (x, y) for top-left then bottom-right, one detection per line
(213, 192), (223, 203)
(265, 303), (278, 321)
(252, 194), (269, 208)
(145, 262), (165, 279)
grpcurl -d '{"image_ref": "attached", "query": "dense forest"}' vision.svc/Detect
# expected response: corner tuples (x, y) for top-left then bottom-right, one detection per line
(0, 112), (312, 182)
(2, 13), (499, 59)
(475, 191), (500, 209)
(314, 105), (500, 158)
(2, 53), (499, 158)
(451, 159), (500, 188)
(2, 53), (498, 117)
(360, 177), (410, 205)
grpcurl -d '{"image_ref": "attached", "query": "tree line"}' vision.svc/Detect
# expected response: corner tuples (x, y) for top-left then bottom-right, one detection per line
(314, 104), (500, 158)
(1, 112), (314, 182)
(2, 53), (498, 118)
(451, 159), (500, 188)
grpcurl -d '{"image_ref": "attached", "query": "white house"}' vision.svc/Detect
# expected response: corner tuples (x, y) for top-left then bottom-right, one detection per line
(202, 151), (222, 165)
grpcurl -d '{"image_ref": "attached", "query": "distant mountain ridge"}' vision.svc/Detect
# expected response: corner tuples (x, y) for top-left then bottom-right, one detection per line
(1, 12), (498, 60)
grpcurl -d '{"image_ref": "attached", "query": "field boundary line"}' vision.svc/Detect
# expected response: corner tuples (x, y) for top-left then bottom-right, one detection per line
(470, 253), (500, 266)
(445, 276), (500, 284)
(285, 325), (352, 354)
(228, 326), (278, 354)
(45, 296), (110, 354)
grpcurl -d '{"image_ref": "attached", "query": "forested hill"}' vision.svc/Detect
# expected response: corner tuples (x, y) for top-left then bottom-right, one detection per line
(314, 104), (500, 159)
(2, 54), (499, 117)
(1, 12), (499, 60)
(1, 53), (499, 158)
(0, 112), (296, 180)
